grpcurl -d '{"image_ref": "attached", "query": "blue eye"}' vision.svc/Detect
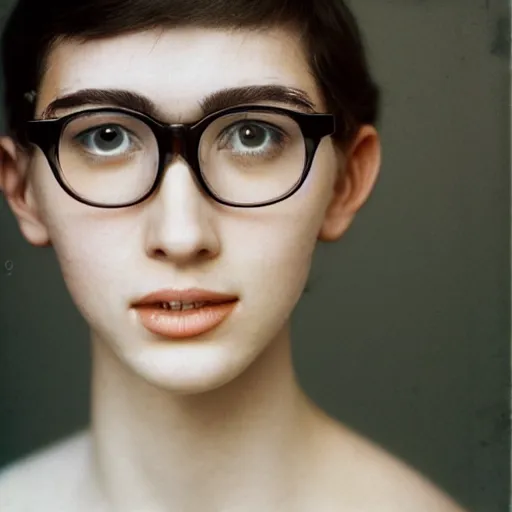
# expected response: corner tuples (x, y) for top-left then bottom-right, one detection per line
(75, 125), (133, 156)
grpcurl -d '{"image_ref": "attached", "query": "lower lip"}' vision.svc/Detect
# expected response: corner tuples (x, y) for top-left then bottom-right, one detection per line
(134, 301), (238, 340)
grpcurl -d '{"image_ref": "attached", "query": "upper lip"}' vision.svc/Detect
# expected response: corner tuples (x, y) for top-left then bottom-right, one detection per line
(132, 288), (239, 306)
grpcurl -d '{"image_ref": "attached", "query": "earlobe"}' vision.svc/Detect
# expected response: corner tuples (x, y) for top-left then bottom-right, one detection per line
(318, 125), (381, 242)
(0, 136), (51, 247)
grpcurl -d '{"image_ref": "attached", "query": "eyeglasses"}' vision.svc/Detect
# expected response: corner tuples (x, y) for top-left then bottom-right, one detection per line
(26, 105), (336, 209)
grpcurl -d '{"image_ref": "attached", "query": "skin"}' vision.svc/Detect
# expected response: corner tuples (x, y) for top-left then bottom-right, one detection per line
(0, 26), (466, 512)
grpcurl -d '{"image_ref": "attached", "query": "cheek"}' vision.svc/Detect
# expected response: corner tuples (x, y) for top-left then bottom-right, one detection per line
(229, 163), (334, 307)
(223, 211), (324, 344)
(33, 166), (139, 319)
(31, 158), (137, 263)
(51, 221), (136, 319)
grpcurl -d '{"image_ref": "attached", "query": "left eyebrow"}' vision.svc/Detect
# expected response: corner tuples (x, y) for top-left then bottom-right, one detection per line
(200, 85), (316, 115)
(39, 85), (317, 120)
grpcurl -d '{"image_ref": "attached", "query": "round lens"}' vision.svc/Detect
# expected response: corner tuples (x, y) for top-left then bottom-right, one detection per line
(58, 111), (159, 205)
(198, 111), (306, 205)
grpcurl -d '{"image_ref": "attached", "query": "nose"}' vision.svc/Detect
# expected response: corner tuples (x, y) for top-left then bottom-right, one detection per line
(144, 156), (221, 266)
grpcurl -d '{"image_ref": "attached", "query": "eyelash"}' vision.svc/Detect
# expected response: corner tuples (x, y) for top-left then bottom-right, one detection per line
(217, 122), (287, 151)
(73, 125), (140, 155)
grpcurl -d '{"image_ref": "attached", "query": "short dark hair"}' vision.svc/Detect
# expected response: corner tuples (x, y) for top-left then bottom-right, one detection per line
(1, 0), (380, 147)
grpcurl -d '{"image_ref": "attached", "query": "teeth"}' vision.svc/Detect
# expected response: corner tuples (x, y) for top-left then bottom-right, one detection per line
(160, 301), (207, 311)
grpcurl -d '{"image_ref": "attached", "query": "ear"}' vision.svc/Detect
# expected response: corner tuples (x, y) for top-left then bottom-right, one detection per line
(318, 125), (381, 242)
(0, 136), (51, 246)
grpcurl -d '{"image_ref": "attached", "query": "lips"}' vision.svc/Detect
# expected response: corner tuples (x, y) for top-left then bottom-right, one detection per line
(133, 288), (239, 307)
(132, 288), (239, 340)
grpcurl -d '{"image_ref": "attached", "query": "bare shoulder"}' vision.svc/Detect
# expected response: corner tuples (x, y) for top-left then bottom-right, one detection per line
(0, 431), (97, 512)
(309, 414), (468, 512)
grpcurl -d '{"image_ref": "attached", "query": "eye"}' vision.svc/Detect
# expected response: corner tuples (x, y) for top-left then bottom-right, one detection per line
(220, 122), (286, 155)
(75, 125), (133, 156)
(234, 123), (271, 148)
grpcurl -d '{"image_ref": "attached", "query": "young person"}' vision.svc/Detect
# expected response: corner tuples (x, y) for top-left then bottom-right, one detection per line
(0, 0), (467, 510)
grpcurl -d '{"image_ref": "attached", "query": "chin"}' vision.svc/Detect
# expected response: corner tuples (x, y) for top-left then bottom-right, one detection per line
(117, 339), (262, 395)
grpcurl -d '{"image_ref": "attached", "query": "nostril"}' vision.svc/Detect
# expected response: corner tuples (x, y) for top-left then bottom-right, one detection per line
(149, 245), (217, 264)
(197, 248), (212, 260)
(152, 248), (167, 259)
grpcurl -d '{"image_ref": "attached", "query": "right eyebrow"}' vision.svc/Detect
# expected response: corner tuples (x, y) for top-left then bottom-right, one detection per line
(39, 85), (318, 121)
(40, 89), (159, 119)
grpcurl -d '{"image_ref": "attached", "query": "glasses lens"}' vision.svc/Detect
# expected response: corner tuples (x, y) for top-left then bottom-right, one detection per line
(198, 111), (306, 204)
(58, 111), (158, 205)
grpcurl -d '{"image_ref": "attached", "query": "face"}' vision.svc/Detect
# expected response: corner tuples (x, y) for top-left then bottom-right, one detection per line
(2, 26), (379, 393)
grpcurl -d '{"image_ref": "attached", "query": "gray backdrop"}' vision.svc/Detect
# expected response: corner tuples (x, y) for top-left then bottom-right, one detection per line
(0, 1), (510, 511)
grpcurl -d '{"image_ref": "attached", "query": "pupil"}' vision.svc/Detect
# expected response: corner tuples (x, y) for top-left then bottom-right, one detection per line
(239, 124), (265, 147)
(95, 126), (121, 150)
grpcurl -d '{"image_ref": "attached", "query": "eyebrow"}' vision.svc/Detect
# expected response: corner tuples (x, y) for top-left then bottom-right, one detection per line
(39, 85), (317, 120)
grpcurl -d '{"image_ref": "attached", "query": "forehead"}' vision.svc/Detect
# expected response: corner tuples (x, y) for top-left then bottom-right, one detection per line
(39, 27), (324, 120)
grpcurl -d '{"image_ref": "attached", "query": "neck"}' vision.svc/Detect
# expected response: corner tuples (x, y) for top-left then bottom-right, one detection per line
(89, 328), (321, 511)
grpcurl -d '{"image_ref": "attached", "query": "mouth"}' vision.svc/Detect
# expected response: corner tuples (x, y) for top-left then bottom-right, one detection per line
(156, 300), (228, 311)
(132, 288), (239, 340)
